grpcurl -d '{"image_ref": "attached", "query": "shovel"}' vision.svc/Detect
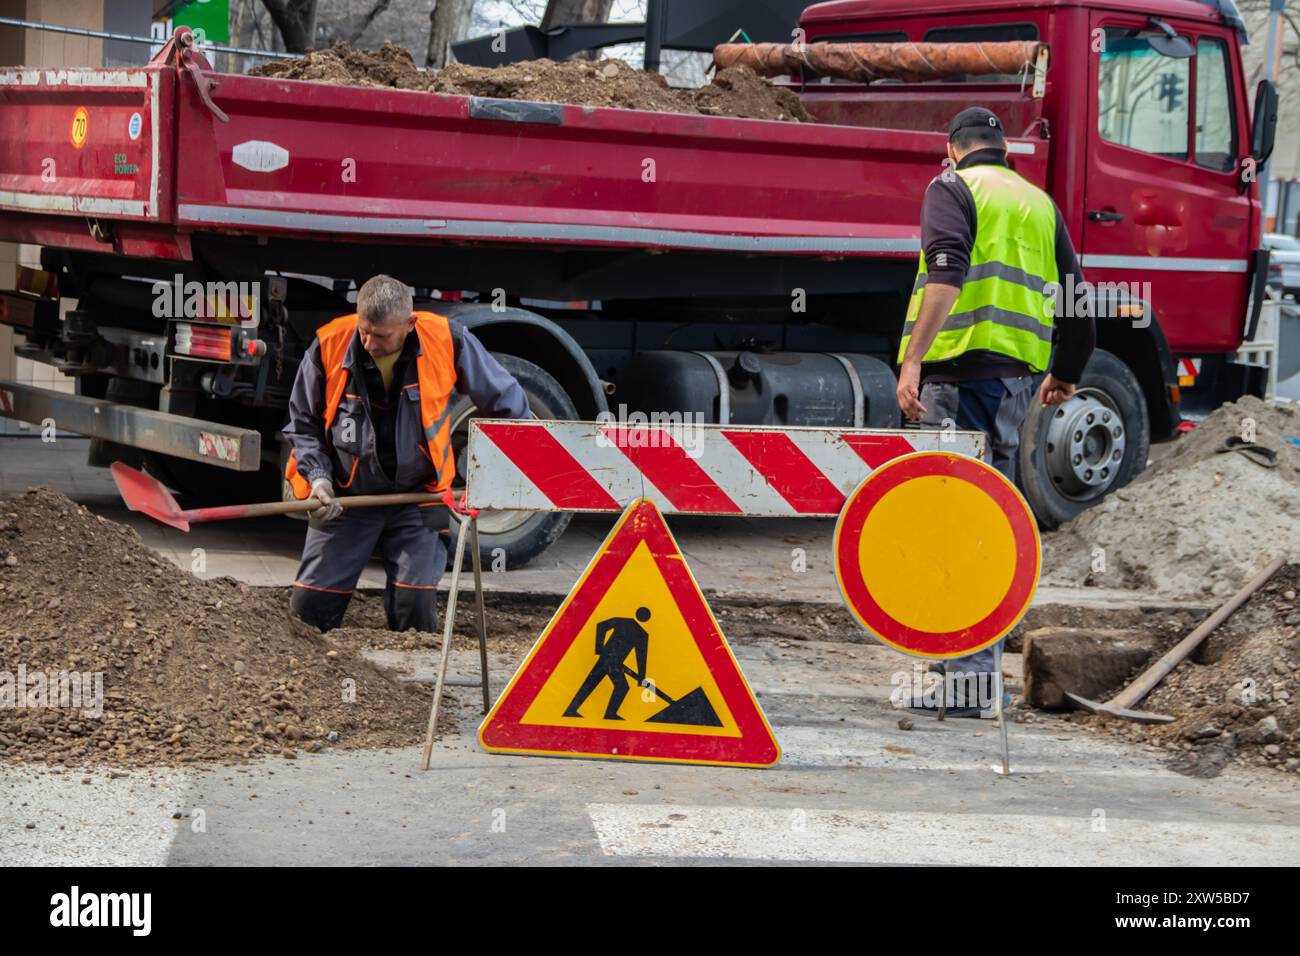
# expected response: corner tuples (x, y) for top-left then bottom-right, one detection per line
(1066, 556), (1286, 723)
(110, 462), (442, 532)
(625, 665), (723, 727)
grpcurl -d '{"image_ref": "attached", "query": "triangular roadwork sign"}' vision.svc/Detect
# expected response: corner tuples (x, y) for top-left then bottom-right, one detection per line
(479, 499), (780, 767)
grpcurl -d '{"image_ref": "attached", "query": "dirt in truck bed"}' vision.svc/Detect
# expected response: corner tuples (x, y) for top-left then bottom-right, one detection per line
(250, 41), (813, 123)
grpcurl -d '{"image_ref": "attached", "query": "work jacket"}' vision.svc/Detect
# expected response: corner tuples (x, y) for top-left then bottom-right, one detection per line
(283, 311), (529, 500)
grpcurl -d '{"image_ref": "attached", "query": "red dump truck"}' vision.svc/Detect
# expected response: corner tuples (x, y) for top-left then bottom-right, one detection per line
(0, 0), (1278, 565)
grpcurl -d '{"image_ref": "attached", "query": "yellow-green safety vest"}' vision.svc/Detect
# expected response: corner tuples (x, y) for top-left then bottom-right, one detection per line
(899, 164), (1058, 373)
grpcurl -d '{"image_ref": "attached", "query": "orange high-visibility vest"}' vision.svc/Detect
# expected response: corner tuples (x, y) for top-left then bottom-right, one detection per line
(284, 311), (458, 499)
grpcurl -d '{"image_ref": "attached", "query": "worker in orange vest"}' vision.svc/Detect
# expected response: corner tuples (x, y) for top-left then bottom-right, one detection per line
(283, 274), (531, 633)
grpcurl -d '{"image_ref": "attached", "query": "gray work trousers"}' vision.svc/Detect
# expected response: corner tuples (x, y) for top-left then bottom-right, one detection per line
(919, 375), (1034, 676)
(289, 503), (448, 634)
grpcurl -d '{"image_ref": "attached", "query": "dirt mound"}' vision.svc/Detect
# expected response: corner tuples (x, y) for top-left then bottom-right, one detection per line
(0, 488), (434, 768)
(1071, 562), (1300, 777)
(1043, 396), (1300, 599)
(692, 65), (810, 121)
(252, 43), (812, 122)
(252, 40), (429, 89)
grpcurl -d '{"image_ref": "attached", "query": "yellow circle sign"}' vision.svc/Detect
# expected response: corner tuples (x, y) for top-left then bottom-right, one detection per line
(834, 452), (1040, 658)
(70, 107), (89, 148)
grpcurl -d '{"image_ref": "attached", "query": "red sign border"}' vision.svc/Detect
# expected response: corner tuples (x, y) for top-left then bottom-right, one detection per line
(479, 499), (780, 767)
(834, 452), (1040, 658)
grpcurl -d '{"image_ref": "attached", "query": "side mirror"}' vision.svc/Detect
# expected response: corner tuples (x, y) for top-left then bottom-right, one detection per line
(1148, 34), (1195, 57)
(1252, 79), (1278, 163)
(1147, 17), (1195, 57)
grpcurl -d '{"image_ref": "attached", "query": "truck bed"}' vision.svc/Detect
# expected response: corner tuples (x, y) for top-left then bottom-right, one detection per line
(0, 56), (1048, 265)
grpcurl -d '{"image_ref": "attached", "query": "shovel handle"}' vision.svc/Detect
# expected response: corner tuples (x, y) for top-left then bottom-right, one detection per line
(183, 491), (443, 523)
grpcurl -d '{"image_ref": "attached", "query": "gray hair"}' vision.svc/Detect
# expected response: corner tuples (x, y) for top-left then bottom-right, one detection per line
(356, 274), (413, 325)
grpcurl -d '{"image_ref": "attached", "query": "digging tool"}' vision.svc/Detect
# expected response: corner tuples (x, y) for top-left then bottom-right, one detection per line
(110, 462), (442, 531)
(625, 665), (722, 727)
(1066, 556), (1286, 723)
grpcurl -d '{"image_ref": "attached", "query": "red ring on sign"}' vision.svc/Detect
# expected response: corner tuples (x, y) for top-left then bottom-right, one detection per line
(834, 452), (1040, 658)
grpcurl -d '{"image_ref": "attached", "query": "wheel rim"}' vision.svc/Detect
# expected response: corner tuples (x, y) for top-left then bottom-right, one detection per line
(449, 404), (534, 536)
(1042, 387), (1127, 502)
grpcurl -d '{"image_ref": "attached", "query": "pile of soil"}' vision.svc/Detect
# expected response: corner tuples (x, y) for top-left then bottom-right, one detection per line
(251, 42), (812, 122)
(1070, 562), (1300, 777)
(1043, 396), (1300, 599)
(0, 488), (436, 768)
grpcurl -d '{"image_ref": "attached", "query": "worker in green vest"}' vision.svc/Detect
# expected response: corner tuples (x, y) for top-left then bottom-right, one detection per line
(896, 107), (1095, 716)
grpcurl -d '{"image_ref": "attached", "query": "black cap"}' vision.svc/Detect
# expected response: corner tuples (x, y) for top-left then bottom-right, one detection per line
(948, 107), (1004, 142)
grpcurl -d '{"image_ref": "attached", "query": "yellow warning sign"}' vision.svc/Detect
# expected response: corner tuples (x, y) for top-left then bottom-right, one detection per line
(70, 107), (89, 149)
(480, 498), (779, 766)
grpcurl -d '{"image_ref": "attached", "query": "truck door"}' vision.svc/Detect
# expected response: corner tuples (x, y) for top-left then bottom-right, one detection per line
(1084, 13), (1254, 352)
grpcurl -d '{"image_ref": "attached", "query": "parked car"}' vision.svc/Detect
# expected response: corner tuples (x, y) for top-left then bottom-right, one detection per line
(1265, 233), (1300, 298)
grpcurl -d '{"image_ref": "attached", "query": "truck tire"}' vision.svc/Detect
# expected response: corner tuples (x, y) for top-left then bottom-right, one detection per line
(1017, 349), (1149, 530)
(447, 353), (577, 569)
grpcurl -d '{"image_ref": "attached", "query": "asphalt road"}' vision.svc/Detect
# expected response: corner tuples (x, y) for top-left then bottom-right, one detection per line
(4, 639), (1297, 866)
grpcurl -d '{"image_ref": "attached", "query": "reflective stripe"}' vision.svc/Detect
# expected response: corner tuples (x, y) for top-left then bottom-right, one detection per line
(964, 260), (1051, 293)
(424, 402), (454, 443)
(903, 305), (1054, 343)
(912, 261), (1052, 295)
(291, 581), (353, 595)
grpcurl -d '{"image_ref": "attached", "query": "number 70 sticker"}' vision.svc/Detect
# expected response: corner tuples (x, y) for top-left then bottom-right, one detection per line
(70, 107), (89, 148)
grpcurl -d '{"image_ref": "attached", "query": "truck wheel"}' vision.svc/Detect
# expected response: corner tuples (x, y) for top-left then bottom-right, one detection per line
(447, 353), (576, 569)
(1017, 349), (1149, 530)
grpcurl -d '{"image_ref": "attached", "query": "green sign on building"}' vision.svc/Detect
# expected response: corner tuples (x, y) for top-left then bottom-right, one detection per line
(165, 0), (229, 45)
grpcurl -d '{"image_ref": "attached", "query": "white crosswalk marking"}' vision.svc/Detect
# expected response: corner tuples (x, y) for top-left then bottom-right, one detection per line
(587, 804), (1299, 865)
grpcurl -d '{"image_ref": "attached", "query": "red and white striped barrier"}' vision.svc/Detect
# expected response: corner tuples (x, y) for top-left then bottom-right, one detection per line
(466, 420), (986, 517)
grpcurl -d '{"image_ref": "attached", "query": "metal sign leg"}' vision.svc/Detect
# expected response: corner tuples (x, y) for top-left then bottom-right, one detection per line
(469, 516), (491, 713)
(936, 660), (947, 721)
(421, 515), (472, 771)
(993, 642), (1011, 776)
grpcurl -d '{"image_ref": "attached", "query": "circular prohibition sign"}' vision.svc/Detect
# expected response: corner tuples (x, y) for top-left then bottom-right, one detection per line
(833, 451), (1041, 659)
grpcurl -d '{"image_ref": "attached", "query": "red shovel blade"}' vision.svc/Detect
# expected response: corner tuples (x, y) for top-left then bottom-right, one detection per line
(109, 462), (191, 532)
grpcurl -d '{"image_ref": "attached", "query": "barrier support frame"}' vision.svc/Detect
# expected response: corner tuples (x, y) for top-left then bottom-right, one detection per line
(421, 514), (491, 771)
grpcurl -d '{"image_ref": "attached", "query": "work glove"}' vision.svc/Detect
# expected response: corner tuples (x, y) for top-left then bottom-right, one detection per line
(309, 478), (344, 522)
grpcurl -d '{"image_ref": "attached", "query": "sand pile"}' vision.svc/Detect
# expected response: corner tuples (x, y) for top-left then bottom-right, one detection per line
(0, 488), (433, 767)
(251, 42), (812, 122)
(1072, 562), (1300, 777)
(1043, 396), (1300, 599)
